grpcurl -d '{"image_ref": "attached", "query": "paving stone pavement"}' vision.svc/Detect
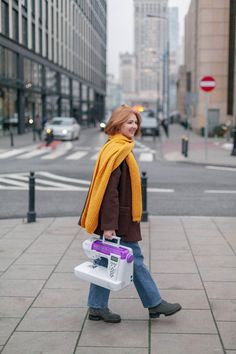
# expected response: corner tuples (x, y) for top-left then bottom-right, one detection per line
(0, 216), (236, 354)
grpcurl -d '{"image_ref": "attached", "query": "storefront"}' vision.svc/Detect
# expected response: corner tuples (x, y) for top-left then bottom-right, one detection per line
(0, 42), (103, 135)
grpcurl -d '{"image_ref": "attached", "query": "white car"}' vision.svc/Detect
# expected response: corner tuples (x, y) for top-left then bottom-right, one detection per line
(43, 117), (80, 141)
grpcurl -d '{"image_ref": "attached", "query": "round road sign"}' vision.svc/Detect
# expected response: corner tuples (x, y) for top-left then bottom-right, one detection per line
(200, 76), (216, 92)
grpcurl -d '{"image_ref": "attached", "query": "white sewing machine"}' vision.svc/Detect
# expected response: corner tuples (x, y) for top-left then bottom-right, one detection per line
(74, 236), (134, 291)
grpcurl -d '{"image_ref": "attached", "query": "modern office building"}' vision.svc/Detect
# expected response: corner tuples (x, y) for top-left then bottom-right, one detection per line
(184, 0), (234, 134)
(119, 52), (136, 106)
(133, 0), (168, 113)
(105, 73), (123, 114)
(0, 0), (107, 134)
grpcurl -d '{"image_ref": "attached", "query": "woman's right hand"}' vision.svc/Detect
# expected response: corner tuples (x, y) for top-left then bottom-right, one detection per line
(103, 230), (116, 240)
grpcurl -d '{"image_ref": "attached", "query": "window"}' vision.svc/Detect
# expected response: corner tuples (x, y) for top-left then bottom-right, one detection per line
(12, 9), (19, 41)
(22, 16), (28, 46)
(0, 45), (17, 80)
(39, 29), (43, 54)
(32, 23), (35, 50)
(1, 1), (9, 36)
(31, 0), (35, 15)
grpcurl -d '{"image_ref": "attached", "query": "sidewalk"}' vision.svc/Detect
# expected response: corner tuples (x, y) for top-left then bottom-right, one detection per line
(161, 124), (236, 167)
(0, 216), (236, 353)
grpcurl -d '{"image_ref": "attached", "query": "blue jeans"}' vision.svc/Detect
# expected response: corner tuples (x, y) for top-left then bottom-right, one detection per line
(87, 241), (162, 309)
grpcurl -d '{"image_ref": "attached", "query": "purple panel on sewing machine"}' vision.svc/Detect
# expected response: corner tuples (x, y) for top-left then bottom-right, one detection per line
(91, 240), (133, 263)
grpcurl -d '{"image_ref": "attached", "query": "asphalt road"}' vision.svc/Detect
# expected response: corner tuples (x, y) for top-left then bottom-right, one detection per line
(0, 127), (235, 218)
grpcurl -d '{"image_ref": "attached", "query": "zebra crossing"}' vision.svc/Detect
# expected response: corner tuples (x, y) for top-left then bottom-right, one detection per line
(0, 171), (174, 192)
(0, 141), (159, 162)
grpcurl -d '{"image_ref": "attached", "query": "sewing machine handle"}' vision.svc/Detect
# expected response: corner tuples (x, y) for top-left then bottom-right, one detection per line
(102, 235), (121, 247)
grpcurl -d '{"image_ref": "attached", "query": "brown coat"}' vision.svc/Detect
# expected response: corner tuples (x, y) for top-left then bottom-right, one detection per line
(94, 160), (142, 242)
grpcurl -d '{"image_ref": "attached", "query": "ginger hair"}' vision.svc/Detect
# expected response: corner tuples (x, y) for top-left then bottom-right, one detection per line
(104, 104), (141, 136)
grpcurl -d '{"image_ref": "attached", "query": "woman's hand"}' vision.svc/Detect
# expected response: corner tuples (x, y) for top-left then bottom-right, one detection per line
(103, 230), (116, 240)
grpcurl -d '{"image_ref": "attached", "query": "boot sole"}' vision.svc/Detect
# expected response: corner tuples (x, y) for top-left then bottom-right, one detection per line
(88, 314), (121, 323)
(149, 306), (182, 319)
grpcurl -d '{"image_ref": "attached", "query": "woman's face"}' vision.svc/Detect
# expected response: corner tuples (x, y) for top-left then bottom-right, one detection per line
(120, 114), (138, 139)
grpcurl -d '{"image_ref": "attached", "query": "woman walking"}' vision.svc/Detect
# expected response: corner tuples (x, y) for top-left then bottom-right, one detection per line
(79, 104), (181, 323)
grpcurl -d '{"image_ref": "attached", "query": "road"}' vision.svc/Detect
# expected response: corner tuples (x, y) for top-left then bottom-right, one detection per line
(0, 127), (236, 218)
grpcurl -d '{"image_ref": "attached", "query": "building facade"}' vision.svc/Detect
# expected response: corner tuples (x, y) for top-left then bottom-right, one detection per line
(105, 73), (123, 114)
(119, 52), (136, 106)
(133, 0), (168, 113)
(184, 0), (234, 134)
(0, 0), (107, 134)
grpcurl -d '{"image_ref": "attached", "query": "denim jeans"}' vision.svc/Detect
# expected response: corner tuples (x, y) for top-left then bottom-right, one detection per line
(87, 241), (162, 309)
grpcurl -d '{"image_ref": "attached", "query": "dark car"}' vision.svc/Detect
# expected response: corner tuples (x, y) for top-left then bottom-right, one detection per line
(140, 110), (159, 137)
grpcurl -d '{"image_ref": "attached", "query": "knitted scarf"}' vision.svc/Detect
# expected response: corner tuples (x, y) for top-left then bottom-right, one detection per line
(80, 133), (142, 234)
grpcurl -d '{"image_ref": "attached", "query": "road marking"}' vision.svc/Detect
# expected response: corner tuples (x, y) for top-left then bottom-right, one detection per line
(147, 188), (174, 193)
(0, 176), (28, 188)
(91, 152), (99, 160)
(38, 171), (90, 185)
(42, 142), (72, 159)
(0, 172), (88, 191)
(0, 146), (33, 159)
(205, 190), (236, 194)
(17, 148), (49, 159)
(0, 172), (175, 193)
(206, 166), (236, 172)
(139, 153), (153, 162)
(66, 151), (88, 160)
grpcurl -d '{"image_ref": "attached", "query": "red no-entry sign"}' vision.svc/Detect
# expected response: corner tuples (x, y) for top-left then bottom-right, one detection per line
(200, 76), (216, 92)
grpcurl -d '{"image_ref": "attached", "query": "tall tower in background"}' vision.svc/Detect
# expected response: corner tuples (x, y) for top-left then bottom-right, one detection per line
(133, 0), (168, 111)
(119, 53), (136, 105)
(168, 7), (179, 112)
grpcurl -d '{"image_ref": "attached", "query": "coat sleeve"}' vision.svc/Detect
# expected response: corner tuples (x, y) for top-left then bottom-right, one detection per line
(99, 165), (121, 231)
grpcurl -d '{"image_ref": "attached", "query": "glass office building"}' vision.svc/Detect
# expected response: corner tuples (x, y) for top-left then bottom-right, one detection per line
(0, 0), (107, 134)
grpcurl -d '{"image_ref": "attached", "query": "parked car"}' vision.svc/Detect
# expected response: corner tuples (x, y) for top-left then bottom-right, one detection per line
(140, 110), (159, 137)
(43, 117), (80, 141)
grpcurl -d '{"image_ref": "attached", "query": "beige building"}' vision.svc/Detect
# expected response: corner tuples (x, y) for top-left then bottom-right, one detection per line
(184, 0), (233, 134)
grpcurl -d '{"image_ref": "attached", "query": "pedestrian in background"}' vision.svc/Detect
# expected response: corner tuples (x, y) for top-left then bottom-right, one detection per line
(34, 114), (42, 140)
(158, 110), (169, 137)
(79, 104), (181, 323)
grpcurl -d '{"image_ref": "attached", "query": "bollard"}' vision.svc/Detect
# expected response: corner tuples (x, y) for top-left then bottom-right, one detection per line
(27, 171), (36, 223)
(181, 136), (185, 155)
(141, 171), (148, 222)
(231, 127), (236, 156)
(10, 131), (14, 147)
(184, 137), (189, 157)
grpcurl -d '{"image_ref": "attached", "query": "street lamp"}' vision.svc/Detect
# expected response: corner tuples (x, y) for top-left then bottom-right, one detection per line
(147, 14), (170, 134)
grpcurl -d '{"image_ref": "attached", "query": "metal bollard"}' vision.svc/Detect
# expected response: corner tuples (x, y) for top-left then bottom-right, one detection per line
(27, 171), (36, 223)
(231, 127), (236, 156)
(181, 136), (185, 155)
(184, 137), (189, 157)
(10, 131), (14, 147)
(141, 171), (148, 222)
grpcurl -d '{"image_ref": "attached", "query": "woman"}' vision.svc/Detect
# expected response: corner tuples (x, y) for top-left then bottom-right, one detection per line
(80, 104), (181, 323)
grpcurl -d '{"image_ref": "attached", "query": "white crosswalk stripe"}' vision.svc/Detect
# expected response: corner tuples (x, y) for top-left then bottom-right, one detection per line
(66, 151), (88, 160)
(0, 143), (156, 162)
(0, 171), (176, 193)
(139, 153), (153, 162)
(0, 146), (34, 159)
(0, 172), (89, 191)
(18, 148), (49, 159)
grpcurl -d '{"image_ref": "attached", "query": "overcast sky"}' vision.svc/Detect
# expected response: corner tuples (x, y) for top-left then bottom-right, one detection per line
(107, 0), (191, 79)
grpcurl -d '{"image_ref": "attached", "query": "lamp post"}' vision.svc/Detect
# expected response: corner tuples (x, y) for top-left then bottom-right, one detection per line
(147, 13), (170, 133)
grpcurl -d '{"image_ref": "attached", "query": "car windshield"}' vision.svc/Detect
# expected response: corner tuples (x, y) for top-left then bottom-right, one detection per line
(141, 111), (155, 118)
(51, 119), (73, 126)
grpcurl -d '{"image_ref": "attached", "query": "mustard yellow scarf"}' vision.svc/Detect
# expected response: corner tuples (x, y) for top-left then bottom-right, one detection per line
(80, 134), (142, 234)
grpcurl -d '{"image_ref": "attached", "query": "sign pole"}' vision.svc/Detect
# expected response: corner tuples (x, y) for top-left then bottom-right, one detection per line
(204, 93), (209, 160)
(200, 76), (216, 161)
